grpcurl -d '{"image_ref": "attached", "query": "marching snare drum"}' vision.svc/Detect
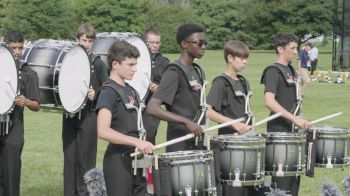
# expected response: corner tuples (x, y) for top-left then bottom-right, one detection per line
(264, 132), (306, 176)
(311, 126), (350, 168)
(22, 39), (91, 113)
(92, 32), (152, 102)
(211, 134), (266, 187)
(156, 150), (217, 196)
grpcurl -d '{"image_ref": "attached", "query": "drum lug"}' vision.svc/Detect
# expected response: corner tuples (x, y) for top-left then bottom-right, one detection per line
(326, 155), (334, 168)
(232, 168), (242, 187)
(276, 162), (284, 176)
(185, 185), (192, 196)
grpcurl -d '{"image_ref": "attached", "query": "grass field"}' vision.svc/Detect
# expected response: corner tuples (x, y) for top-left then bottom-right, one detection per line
(21, 50), (350, 195)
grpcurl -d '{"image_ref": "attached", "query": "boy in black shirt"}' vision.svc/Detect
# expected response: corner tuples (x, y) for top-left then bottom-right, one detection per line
(62, 23), (108, 196)
(146, 23), (206, 152)
(96, 41), (155, 196)
(0, 30), (40, 196)
(261, 32), (310, 196)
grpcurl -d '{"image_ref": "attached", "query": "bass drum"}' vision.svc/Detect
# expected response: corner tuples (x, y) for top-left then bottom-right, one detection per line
(22, 39), (92, 113)
(92, 32), (152, 102)
(0, 43), (20, 115)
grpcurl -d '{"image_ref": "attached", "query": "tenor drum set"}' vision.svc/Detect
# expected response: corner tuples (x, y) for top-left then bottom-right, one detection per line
(137, 125), (349, 196)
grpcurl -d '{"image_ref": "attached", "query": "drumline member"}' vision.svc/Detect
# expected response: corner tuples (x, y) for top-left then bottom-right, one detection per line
(206, 40), (253, 196)
(261, 32), (310, 196)
(62, 23), (108, 196)
(142, 27), (170, 144)
(95, 40), (155, 196)
(0, 30), (40, 196)
(146, 23), (206, 152)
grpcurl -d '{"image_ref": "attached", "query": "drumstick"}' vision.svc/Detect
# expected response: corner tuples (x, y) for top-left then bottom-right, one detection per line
(81, 78), (89, 89)
(309, 112), (343, 125)
(130, 117), (245, 157)
(5, 78), (17, 96)
(250, 112), (282, 128)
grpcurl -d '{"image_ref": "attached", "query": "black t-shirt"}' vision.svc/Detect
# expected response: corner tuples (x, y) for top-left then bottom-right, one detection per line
(152, 60), (202, 150)
(261, 63), (297, 132)
(96, 79), (139, 140)
(152, 53), (170, 84)
(207, 74), (246, 134)
(84, 55), (109, 111)
(12, 62), (40, 122)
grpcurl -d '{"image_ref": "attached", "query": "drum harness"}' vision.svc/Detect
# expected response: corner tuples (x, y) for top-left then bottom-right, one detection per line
(218, 74), (255, 128)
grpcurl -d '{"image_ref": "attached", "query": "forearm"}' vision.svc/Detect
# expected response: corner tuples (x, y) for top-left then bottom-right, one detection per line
(98, 127), (140, 147)
(208, 106), (233, 124)
(25, 99), (40, 111)
(264, 93), (296, 123)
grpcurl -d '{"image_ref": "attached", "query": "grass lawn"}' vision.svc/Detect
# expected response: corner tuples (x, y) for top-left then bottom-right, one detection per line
(21, 50), (350, 195)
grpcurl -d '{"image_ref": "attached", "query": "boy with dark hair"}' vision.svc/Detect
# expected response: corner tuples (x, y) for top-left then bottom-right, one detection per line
(62, 23), (108, 196)
(0, 29), (40, 196)
(142, 27), (169, 144)
(261, 32), (310, 196)
(96, 40), (155, 196)
(146, 23), (206, 152)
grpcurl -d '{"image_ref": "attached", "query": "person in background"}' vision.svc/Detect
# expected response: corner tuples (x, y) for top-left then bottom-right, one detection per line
(297, 42), (312, 97)
(0, 30), (40, 196)
(62, 23), (108, 196)
(309, 42), (319, 79)
(142, 27), (169, 144)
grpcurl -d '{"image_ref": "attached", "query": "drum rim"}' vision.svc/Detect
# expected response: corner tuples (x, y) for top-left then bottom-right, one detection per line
(0, 43), (20, 115)
(158, 150), (213, 159)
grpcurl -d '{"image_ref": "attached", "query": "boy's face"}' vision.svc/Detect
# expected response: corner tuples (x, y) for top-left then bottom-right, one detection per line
(182, 32), (206, 59)
(230, 55), (248, 72)
(278, 41), (298, 62)
(113, 57), (137, 80)
(8, 42), (24, 59)
(77, 34), (94, 54)
(145, 33), (161, 55)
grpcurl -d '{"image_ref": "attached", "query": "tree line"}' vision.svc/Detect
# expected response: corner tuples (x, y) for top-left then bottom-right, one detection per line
(0, 0), (334, 53)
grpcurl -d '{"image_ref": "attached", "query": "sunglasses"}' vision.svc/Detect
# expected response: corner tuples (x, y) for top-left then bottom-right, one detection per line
(184, 40), (207, 47)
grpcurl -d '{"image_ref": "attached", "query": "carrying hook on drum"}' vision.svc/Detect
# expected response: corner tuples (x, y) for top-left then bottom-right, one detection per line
(81, 78), (89, 90)
(5, 78), (17, 96)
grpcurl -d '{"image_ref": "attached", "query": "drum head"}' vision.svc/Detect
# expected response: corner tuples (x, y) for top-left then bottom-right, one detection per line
(0, 44), (19, 115)
(92, 32), (152, 102)
(58, 46), (91, 113)
(125, 36), (152, 102)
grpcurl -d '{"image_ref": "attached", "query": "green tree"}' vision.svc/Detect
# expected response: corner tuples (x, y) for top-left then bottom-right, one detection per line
(0, 0), (75, 40)
(73, 0), (144, 34)
(191, 0), (250, 49)
(139, 1), (199, 53)
(242, 0), (333, 49)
